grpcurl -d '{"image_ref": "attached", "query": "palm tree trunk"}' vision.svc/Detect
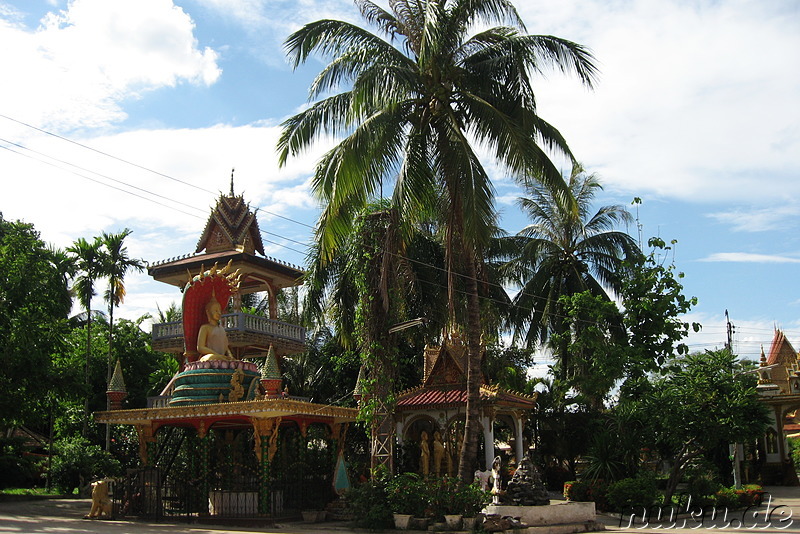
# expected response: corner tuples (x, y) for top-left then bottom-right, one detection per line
(459, 251), (484, 480)
(82, 306), (92, 438)
(105, 302), (114, 451)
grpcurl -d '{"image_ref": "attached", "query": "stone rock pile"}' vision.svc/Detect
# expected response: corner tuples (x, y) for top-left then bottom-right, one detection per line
(505, 455), (550, 506)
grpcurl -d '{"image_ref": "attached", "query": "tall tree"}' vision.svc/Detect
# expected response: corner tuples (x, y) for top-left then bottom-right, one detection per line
(628, 350), (770, 503)
(0, 215), (72, 429)
(278, 0), (597, 479)
(499, 164), (639, 381)
(100, 229), (144, 450)
(67, 236), (105, 437)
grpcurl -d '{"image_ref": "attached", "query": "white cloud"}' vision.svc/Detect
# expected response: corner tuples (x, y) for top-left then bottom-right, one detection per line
(0, 0), (220, 132)
(515, 0), (800, 204)
(698, 252), (800, 264)
(1, 122), (324, 248)
(198, 0), (359, 67)
(707, 204), (799, 233)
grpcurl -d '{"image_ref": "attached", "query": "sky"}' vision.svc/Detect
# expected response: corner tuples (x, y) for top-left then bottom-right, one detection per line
(0, 0), (798, 367)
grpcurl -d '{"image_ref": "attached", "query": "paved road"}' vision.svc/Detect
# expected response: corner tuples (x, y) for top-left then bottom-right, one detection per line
(0, 487), (798, 533)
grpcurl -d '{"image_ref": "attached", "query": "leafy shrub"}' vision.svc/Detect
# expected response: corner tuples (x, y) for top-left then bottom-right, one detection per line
(605, 476), (658, 512)
(345, 476), (393, 529)
(687, 475), (722, 501)
(386, 472), (428, 517)
(563, 480), (609, 510)
(713, 485), (764, 509)
(714, 487), (739, 509)
(0, 436), (39, 489)
(48, 437), (121, 494)
(457, 481), (490, 517)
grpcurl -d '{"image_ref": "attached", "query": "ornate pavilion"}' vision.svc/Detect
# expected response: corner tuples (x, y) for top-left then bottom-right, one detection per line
(391, 333), (537, 475)
(752, 329), (800, 485)
(96, 185), (358, 520)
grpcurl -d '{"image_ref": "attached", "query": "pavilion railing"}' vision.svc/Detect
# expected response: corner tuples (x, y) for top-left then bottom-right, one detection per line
(152, 312), (306, 346)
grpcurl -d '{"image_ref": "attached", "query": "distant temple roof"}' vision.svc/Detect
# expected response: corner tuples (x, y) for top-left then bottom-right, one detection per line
(396, 383), (537, 411)
(394, 332), (536, 412)
(196, 193), (265, 256)
(767, 329), (796, 366)
(147, 186), (303, 293)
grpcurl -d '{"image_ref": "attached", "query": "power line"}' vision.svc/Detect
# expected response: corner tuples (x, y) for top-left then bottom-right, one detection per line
(4, 114), (779, 345)
(0, 113), (215, 195)
(1, 113), (320, 232)
(0, 143), (204, 221)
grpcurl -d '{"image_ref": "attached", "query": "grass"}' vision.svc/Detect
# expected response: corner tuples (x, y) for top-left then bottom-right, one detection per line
(0, 487), (71, 501)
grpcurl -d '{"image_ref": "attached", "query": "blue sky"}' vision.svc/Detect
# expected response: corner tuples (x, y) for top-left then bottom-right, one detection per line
(0, 0), (798, 365)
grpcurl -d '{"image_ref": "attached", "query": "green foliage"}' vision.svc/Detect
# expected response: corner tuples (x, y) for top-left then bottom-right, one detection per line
(563, 479), (609, 509)
(622, 349), (770, 502)
(605, 475), (658, 511)
(713, 487), (739, 509)
(0, 215), (72, 428)
(427, 476), (472, 519)
(788, 437), (800, 469)
(483, 345), (536, 393)
(549, 291), (627, 408)
(48, 436), (121, 494)
(713, 485), (763, 509)
(386, 472), (428, 517)
(618, 238), (701, 381)
(345, 475), (394, 529)
(0, 436), (38, 489)
(455, 481), (491, 517)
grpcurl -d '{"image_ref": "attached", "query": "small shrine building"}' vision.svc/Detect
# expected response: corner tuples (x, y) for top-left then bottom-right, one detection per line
(752, 329), (800, 485)
(391, 333), (537, 475)
(96, 186), (358, 520)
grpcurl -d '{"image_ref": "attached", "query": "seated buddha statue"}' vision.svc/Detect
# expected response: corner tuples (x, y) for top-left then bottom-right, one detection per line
(198, 298), (235, 362)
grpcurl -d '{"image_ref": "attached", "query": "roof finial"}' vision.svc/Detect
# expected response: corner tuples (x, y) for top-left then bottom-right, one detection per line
(230, 168), (235, 196)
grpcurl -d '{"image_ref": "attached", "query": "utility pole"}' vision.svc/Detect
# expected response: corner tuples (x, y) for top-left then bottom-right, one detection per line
(725, 309), (742, 488)
(724, 309), (735, 352)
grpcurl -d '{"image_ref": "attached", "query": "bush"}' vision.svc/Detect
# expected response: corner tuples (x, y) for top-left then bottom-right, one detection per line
(345, 476), (393, 529)
(713, 484), (764, 510)
(48, 437), (121, 494)
(386, 472), (428, 517)
(605, 476), (658, 512)
(687, 475), (722, 501)
(457, 481), (490, 517)
(0, 436), (39, 489)
(714, 487), (739, 510)
(563, 480), (609, 510)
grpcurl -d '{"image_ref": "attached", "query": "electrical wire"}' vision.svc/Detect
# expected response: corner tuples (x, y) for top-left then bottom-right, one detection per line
(4, 114), (794, 352)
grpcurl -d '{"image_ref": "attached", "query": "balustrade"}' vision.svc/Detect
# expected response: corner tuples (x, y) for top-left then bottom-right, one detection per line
(152, 313), (305, 345)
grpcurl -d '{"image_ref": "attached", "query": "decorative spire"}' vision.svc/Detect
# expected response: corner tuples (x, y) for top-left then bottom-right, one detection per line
(108, 359), (127, 393)
(262, 344), (281, 379)
(106, 359), (128, 410)
(230, 167), (235, 196)
(353, 364), (366, 400)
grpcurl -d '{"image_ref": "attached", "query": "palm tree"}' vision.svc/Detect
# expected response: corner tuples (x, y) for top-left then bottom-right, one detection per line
(101, 229), (144, 449)
(500, 164), (640, 384)
(303, 202), (447, 470)
(67, 236), (105, 437)
(278, 0), (597, 479)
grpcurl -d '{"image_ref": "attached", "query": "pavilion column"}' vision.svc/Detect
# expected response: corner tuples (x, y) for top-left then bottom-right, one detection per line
(197, 421), (211, 514)
(514, 413), (525, 462)
(252, 417), (279, 515)
(481, 410), (495, 470)
(267, 282), (278, 320)
(134, 423), (157, 466)
(396, 419), (405, 446)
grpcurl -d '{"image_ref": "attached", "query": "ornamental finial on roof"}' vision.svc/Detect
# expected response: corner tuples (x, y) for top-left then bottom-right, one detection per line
(230, 168), (235, 196)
